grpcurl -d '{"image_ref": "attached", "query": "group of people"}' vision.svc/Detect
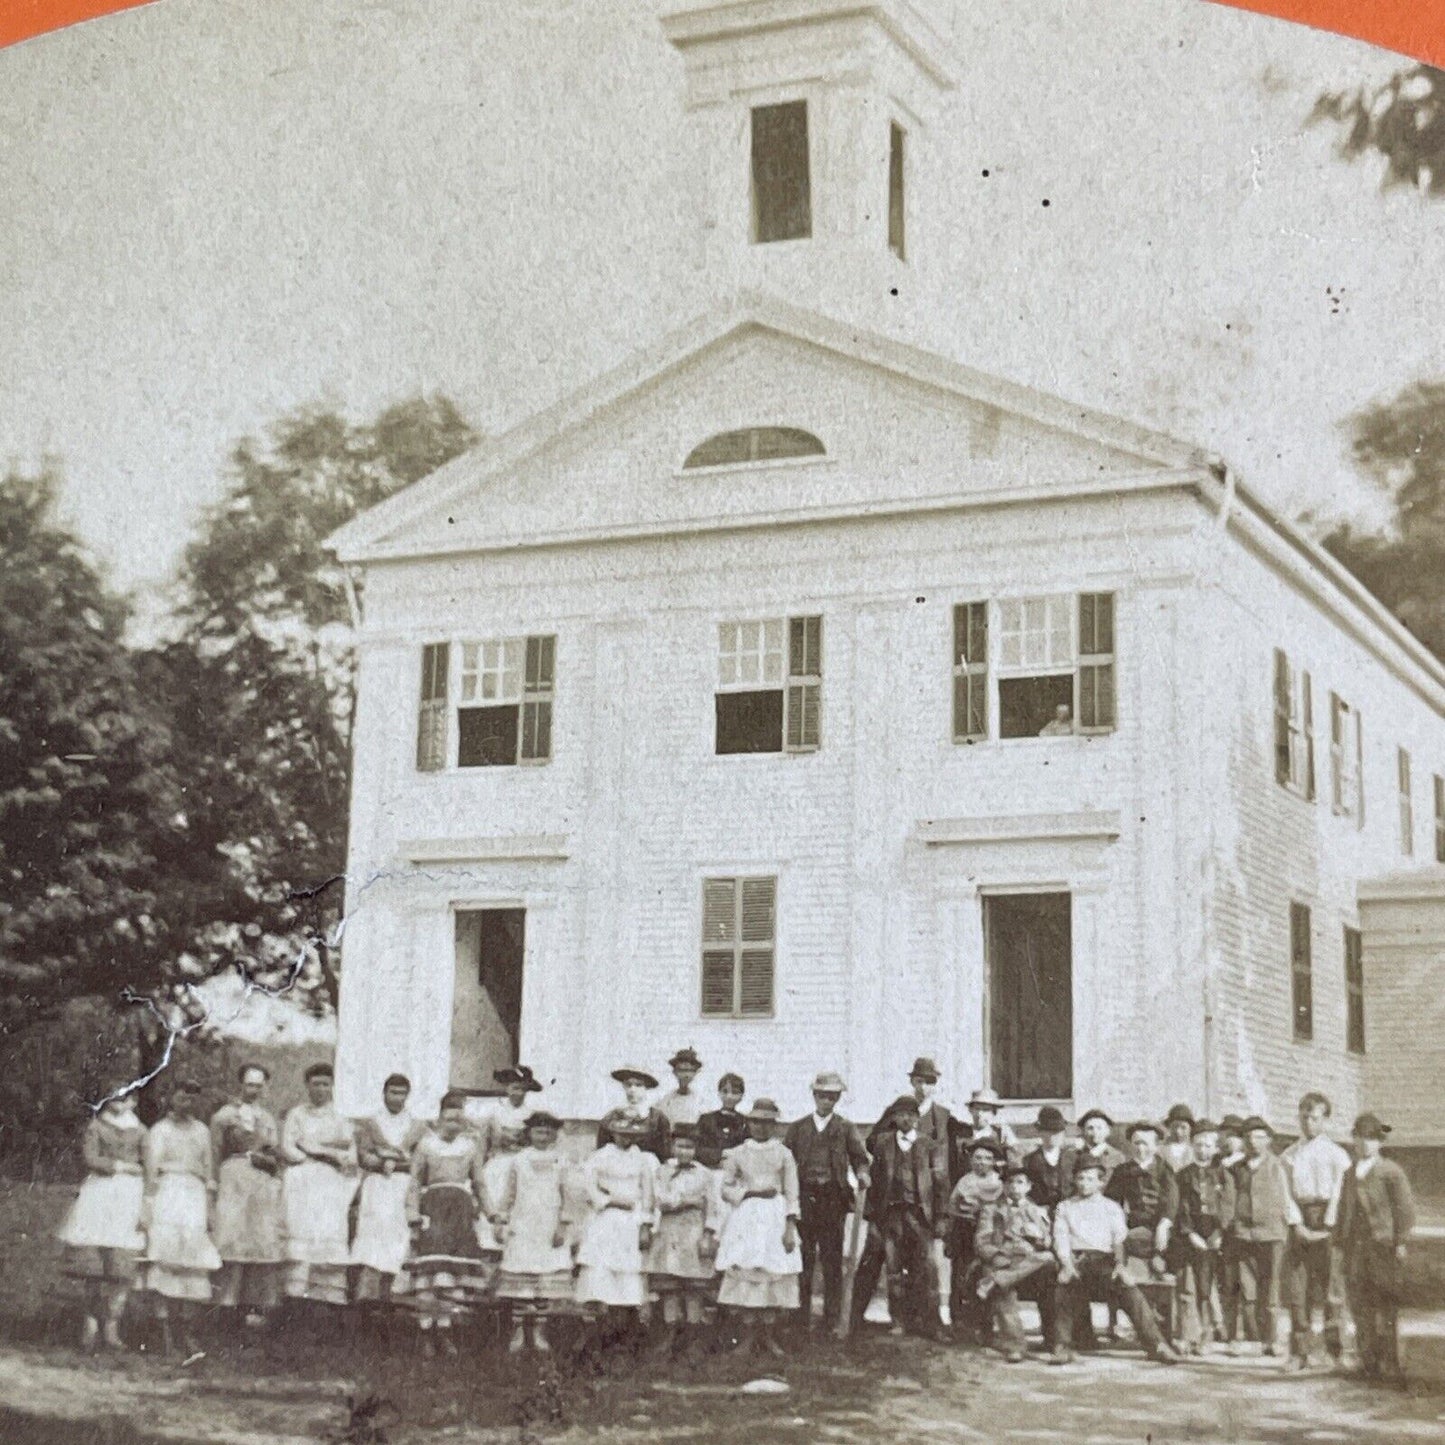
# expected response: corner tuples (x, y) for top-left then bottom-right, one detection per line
(56, 1049), (1418, 1382)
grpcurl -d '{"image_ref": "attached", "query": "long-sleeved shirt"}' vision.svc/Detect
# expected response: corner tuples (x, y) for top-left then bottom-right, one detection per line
(1280, 1134), (1352, 1228)
(145, 1116), (215, 1190)
(721, 1136), (800, 1217)
(1054, 1192), (1127, 1264)
(1337, 1157), (1416, 1248)
(658, 1089), (704, 1128)
(281, 1104), (357, 1171)
(976, 1196), (1053, 1270)
(1230, 1152), (1299, 1242)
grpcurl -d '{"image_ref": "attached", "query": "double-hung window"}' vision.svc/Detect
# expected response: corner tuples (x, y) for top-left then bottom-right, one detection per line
(414, 635), (556, 770)
(1273, 650), (1315, 799)
(1329, 693), (1363, 823)
(715, 615), (822, 754)
(994, 592), (1115, 739)
(701, 876), (776, 1018)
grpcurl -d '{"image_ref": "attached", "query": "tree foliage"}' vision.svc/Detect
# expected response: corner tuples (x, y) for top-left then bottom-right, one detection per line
(1324, 380), (1445, 662)
(1314, 65), (1445, 196)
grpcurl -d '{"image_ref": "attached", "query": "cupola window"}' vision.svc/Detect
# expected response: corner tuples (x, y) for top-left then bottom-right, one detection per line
(751, 101), (812, 243)
(683, 427), (825, 470)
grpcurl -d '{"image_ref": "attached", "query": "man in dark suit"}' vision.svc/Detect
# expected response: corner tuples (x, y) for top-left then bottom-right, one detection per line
(1023, 1105), (1079, 1213)
(784, 1070), (871, 1333)
(850, 1095), (949, 1338)
(867, 1057), (959, 1182)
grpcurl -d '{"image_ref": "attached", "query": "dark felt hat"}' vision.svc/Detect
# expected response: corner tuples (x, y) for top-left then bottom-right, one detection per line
(1073, 1155), (1107, 1176)
(611, 1066), (659, 1089)
(1036, 1105), (1068, 1132)
(966, 1135), (1007, 1160)
(885, 1093), (922, 1123)
(494, 1065), (543, 1092)
(1219, 1114), (1246, 1134)
(1191, 1118), (1219, 1137)
(1165, 1103), (1195, 1126)
(1077, 1108), (1114, 1130)
(1002, 1162), (1031, 1182)
(908, 1057), (940, 1082)
(524, 1109), (563, 1131)
(303, 1062), (334, 1083)
(668, 1047), (703, 1070)
(1352, 1112), (1391, 1141)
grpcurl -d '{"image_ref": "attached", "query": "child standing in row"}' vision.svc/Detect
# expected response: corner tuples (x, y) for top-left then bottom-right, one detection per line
(493, 1110), (576, 1353)
(57, 1091), (147, 1351)
(577, 1112), (657, 1332)
(648, 1124), (720, 1354)
(407, 1092), (489, 1357)
(1174, 1119), (1234, 1354)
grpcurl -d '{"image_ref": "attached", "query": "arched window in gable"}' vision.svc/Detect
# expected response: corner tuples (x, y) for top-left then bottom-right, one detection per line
(683, 426), (825, 470)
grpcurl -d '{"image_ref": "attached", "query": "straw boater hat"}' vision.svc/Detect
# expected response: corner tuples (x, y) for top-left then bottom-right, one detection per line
(747, 1098), (782, 1123)
(668, 1047), (703, 1070)
(611, 1066), (659, 1089)
(811, 1071), (846, 1094)
(494, 1065), (543, 1092)
(968, 1087), (1003, 1110)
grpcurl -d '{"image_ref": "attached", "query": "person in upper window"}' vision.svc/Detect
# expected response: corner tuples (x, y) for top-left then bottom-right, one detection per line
(1281, 1091), (1351, 1370)
(696, 1073), (749, 1169)
(1038, 704), (1074, 737)
(1336, 1112), (1416, 1385)
(658, 1048), (706, 1130)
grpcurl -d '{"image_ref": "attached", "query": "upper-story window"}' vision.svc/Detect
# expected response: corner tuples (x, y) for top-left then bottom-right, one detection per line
(951, 593), (1116, 742)
(1273, 650), (1315, 800)
(683, 427), (824, 470)
(716, 615), (821, 755)
(1329, 693), (1363, 824)
(1398, 747), (1414, 854)
(888, 121), (906, 259)
(751, 100), (811, 243)
(414, 635), (555, 772)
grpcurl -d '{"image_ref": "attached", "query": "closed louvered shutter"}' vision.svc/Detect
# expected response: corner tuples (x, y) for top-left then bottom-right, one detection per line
(520, 634), (556, 762)
(1273, 649), (1292, 786)
(416, 642), (449, 772)
(700, 876), (776, 1017)
(785, 615), (822, 752)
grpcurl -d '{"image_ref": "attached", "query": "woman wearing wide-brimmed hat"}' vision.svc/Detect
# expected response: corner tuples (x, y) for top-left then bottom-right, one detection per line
(477, 1065), (545, 1253)
(714, 1099), (801, 1357)
(596, 1065), (670, 1162)
(577, 1111), (658, 1322)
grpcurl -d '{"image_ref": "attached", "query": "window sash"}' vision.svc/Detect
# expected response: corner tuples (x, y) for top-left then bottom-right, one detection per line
(1344, 925), (1365, 1055)
(718, 619), (785, 690)
(453, 633), (556, 767)
(1273, 651), (1314, 798)
(1290, 902), (1313, 1043)
(1330, 694), (1362, 820)
(701, 876), (776, 1018)
(416, 642), (450, 772)
(998, 594), (1074, 673)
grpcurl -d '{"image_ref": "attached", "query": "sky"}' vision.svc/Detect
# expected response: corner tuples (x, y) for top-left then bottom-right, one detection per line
(1, 0), (1438, 606)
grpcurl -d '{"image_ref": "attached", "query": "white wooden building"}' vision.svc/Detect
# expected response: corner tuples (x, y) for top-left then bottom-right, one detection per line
(327, 0), (1445, 1133)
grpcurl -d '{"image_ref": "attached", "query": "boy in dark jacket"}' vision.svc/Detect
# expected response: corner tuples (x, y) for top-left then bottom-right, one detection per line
(1337, 1113), (1416, 1384)
(1173, 1119), (1235, 1353)
(1228, 1116), (1297, 1357)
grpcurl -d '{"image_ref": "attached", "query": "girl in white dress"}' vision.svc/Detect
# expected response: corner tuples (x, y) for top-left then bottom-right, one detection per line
(58, 1091), (146, 1350)
(714, 1099), (801, 1358)
(577, 1113), (657, 1327)
(351, 1073), (429, 1311)
(477, 1065), (544, 1256)
(492, 1110), (576, 1353)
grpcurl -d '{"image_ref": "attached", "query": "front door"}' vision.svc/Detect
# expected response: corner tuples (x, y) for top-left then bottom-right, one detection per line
(450, 908), (525, 1091)
(984, 891), (1072, 1099)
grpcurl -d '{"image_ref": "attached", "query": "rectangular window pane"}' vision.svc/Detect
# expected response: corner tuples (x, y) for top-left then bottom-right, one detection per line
(1290, 902), (1313, 1043)
(888, 121), (905, 259)
(417, 642), (450, 772)
(1000, 674), (1073, 739)
(952, 602), (988, 743)
(751, 101), (811, 243)
(457, 705), (520, 768)
(716, 689), (784, 754)
(520, 699), (552, 762)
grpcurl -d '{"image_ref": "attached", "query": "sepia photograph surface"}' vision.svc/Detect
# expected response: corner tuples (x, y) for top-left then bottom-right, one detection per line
(2, 1), (1444, 1440)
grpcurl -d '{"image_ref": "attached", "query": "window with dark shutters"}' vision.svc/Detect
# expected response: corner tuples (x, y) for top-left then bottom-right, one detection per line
(1290, 901), (1313, 1043)
(751, 101), (811, 243)
(1330, 693), (1363, 823)
(701, 876), (776, 1018)
(952, 601), (988, 742)
(786, 615), (822, 751)
(1344, 925), (1365, 1055)
(455, 635), (556, 768)
(416, 642), (450, 772)
(1273, 651), (1314, 798)
(716, 615), (822, 754)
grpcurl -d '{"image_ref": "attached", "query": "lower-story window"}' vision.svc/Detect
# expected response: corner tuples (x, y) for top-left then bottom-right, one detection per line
(701, 876), (776, 1017)
(1290, 901), (1313, 1043)
(984, 891), (1072, 1098)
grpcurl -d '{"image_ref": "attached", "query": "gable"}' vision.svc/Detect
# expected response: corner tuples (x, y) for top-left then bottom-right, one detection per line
(336, 315), (1190, 563)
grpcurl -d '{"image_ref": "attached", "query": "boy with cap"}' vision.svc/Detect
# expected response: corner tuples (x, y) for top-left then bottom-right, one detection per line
(1228, 1115), (1297, 1357)
(696, 1073), (749, 1169)
(1336, 1113), (1416, 1384)
(659, 1049), (706, 1130)
(1050, 1157), (1179, 1365)
(1024, 1107), (1079, 1214)
(946, 1137), (1006, 1339)
(1075, 1109), (1126, 1189)
(975, 1163), (1057, 1361)
(1106, 1122), (1178, 1270)
(1162, 1105), (1197, 1173)
(1173, 1119), (1234, 1353)
(598, 1066), (671, 1163)
(851, 1095), (948, 1338)
(784, 1071), (871, 1334)
(1281, 1091), (1351, 1369)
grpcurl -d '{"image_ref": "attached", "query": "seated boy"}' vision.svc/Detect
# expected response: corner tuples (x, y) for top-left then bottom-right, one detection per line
(975, 1164), (1057, 1362)
(1050, 1158), (1179, 1365)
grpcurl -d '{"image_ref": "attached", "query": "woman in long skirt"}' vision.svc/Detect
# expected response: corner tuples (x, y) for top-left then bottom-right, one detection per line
(476, 1065), (544, 1260)
(280, 1063), (358, 1321)
(493, 1110), (576, 1353)
(57, 1091), (147, 1350)
(406, 1092), (490, 1356)
(143, 1079), (222, 1356)
(209, 1064), (285, 1325)
(714, 1099), (801, 1358)
(351, 1073), (428, 1316)
(576, 1113), (657, 1338)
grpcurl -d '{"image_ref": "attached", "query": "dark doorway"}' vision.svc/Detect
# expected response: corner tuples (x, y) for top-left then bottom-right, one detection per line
(984, 892), (1072, 1099)
(451, 909), (525, 1091)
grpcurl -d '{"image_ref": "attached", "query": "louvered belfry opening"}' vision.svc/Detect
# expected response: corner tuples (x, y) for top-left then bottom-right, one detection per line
(701, 876), (776, 1017)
